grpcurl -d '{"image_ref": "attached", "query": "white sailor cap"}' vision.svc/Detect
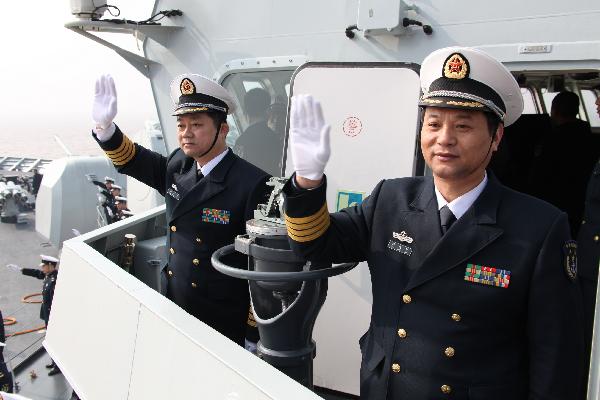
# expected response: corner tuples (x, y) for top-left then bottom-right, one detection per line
(115, 196), (127, 203)
(110, 184), (122, 190)
(0, 341), (4, 347)
(41, 254), (59, 265)
(419, 47), (524, 126)
(104, 176), (115, 183)
(170, 74), (236, 116)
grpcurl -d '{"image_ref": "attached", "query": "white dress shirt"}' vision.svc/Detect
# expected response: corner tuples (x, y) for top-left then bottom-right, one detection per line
(197, 148), (229, 176)
(434, 173), (488, 220)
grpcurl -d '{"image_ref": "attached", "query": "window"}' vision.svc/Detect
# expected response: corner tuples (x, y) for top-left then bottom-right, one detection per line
(521, 88), (538, 114)
(221, 70), (294, 176)
(581, 90), (600, 128)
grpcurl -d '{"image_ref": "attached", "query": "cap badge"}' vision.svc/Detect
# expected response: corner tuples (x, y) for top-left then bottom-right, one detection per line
(180, 78), (196, 95)
(443, 53), (469, 80)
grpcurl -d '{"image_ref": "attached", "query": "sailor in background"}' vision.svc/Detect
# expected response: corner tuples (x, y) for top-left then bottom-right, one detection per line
(90, 74), (270, 346)
(114, 196), (133, 221)
(282, 47), (583, 399)
(0, 310), (13, 393)
(6, 255), (61, 376)
(578, 94), (600, 388)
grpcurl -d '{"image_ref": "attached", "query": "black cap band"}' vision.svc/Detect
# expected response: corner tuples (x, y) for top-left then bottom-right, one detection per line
(176, 93), (228, 113)
(427, 77), (506, 113)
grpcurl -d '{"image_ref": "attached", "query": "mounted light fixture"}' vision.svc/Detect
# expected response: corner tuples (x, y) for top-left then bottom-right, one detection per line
(70, 0), (107, 20)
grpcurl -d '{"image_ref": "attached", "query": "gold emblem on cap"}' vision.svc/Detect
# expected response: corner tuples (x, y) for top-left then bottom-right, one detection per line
(180, 78), (196, 95)
(443, 53), (469, 80)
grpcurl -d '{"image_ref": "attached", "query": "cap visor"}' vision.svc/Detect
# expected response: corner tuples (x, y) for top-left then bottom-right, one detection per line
(172, 106), (210, 116)
(419, 96), (492, 113)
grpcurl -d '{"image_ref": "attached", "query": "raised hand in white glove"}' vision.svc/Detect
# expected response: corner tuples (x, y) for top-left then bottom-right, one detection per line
(289, 94), (331, 181)
(5, 264), (21, 272)
(92, 74), (118, 141)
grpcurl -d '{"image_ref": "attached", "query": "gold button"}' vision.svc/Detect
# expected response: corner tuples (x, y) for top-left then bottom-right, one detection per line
(595, 235), (599, 242)
(169, 248), (175, 254)
(397, 329), (407, 338)
(170, 225), (177, 232)
(441, 385), (452, 394)
(444, 347), (455, 357)
(193, 258), (200, 266)
(582, 220), (586, 225)
(451, 313), (461, 322)
(196, 237), (202, 244)
(168, 270), (173, 277)
(191, 282), (197, 288)
(402, 294), (412, 304)
(391, 363), (401, 373)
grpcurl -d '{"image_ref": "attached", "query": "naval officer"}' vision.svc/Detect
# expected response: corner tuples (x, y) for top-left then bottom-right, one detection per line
(9, 255), (61, 376)
(91, 74), (270, 346)
(282, 47), (583, 399)
(0, 310), (13, 393)
(578, 94), (600, 390)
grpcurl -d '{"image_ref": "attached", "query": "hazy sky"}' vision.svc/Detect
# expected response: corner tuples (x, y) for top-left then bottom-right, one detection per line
(0, 1), (159, 159)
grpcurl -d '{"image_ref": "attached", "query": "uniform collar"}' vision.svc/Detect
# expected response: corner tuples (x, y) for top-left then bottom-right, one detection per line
(434, 172), (488, 220)
(197, 148), (229, 177)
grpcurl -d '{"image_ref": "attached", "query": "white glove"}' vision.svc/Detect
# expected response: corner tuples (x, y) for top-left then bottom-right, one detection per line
(92, 74), (118, 142)
(5, 264), (21, 272)
(289, 94), (331, 180)
(85, 173), (97, 182)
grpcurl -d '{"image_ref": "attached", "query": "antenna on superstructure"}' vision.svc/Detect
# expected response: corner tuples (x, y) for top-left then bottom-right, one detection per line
(53, 135), (73, 157)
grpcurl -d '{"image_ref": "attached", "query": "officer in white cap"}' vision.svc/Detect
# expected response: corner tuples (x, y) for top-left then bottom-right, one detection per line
(109, 184), (122, 197)
(114, 196), (132, 220)
(281, 47), (583, 399)
(6, 255), (61, 376)
(89, 74), (270, 347)
(104, 176), (115, 190)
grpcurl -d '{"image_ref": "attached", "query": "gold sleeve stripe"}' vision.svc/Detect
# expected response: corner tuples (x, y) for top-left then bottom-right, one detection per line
(109, 142), (135, 166)
(287, 218), (331, 243)
(107, 140), (133, 163)
(284, 202), (328, 225)
(286, 211), (329, 236)
(285, 207), (329, 231)
(104, 134), (133, 155)
(287, 214), (329, 238)
(247, 308), (257, 327)
(106, 139), (136, 166)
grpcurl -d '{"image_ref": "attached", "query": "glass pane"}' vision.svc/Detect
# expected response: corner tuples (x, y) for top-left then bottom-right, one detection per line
(541, 88), (558, 114)
(581, 90), (600, 128)
(221, 70), (294, 176)
(521, 88), (537, 114)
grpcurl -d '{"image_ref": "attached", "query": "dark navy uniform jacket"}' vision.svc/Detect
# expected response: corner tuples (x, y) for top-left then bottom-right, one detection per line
(21, 269), (57, 325)
(578, 158), (600, 373)
(283, 173), (583, 400)
(96, 126), (270, 345)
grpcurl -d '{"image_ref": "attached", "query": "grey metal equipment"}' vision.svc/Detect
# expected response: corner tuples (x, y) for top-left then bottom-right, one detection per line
(211, 177), (357, 389)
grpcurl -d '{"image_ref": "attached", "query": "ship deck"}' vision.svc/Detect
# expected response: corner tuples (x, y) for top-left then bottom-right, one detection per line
(1, 172), (72, 399)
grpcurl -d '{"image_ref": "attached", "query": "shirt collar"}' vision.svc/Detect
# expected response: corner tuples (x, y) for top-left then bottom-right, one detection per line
(197, 148), (229, 177)
(434, 172), (488, 220)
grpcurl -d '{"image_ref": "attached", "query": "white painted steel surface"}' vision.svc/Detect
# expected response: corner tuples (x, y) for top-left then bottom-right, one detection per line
(142, 0), (600, 154)
(286, 64), (421, 394)
(35, 156), (125, 246)
(45, 208), (323, 400)
(126, 121), (167, 214)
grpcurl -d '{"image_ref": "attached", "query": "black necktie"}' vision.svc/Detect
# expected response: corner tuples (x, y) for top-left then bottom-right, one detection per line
(439, 205), (456, 235)
(196, 168), (204, 182)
